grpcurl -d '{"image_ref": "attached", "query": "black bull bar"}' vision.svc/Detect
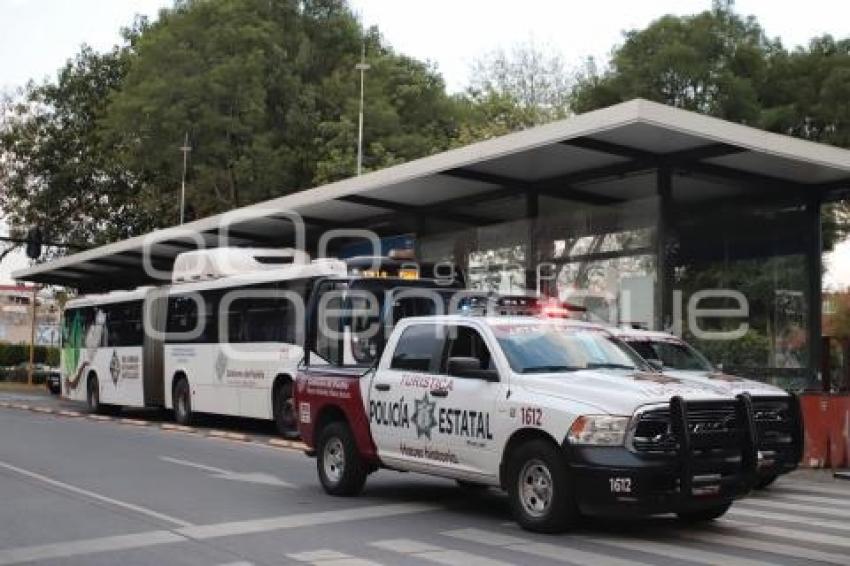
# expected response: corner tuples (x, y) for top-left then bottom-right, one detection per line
(669, 394), (758, 500)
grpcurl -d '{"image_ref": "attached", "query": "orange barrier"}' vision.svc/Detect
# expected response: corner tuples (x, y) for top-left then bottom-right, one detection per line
(800, 393), (850, 468)
(828, 395), (850, 469)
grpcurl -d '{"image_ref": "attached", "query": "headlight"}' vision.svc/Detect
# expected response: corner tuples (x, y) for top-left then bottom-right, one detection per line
(567, 415), (630, 446)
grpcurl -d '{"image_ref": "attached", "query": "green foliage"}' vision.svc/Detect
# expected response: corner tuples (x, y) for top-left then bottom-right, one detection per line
(1, 0), (461, 244)
(100, 0), (460, 219)
(572, 1), (850, 147)
(0, 344), (59, 367)
(0, 43), (140, 255)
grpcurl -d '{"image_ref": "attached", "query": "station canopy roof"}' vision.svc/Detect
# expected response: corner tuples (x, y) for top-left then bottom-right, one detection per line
(13, 99), (850, 292)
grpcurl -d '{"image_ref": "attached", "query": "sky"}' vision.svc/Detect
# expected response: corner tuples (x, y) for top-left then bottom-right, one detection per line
(0, 0), (849, 286)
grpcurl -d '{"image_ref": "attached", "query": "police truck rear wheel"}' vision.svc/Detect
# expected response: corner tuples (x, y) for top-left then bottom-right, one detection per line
(173, 378), (192, 426)
(317, 422), (367, 496)
(507, 439), (578, 533)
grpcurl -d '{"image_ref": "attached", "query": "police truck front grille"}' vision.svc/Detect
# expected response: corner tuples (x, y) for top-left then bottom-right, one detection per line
(631, 402), (739, 455)
(752, 397), (794, 447)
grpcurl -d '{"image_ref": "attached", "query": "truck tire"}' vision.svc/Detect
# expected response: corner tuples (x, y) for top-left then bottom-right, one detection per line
(273, 380), (299, 439)
(173, 378), (193, 426)
(506, 439), (578, 533)
(676, 501), (732, 523)
(86, 375), (101, 414)
(317, 421), (367, 496)
(755, 474), (778, 489)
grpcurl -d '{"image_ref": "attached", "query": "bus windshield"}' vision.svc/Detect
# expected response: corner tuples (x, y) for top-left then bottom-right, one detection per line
(491, 323), (648, 375)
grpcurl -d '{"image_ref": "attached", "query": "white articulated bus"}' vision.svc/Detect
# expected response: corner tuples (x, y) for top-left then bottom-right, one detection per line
(60, 247), (462, 436)
(62, 286), (166, 411)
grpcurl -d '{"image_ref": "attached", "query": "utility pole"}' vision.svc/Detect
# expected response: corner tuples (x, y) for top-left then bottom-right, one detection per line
(355, 43), (370, 176)
(179, 132), (191, 224)
(27, 285), (38, 386)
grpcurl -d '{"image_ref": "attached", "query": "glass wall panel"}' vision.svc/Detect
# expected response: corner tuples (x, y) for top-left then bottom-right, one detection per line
(671, 189), (812, 388)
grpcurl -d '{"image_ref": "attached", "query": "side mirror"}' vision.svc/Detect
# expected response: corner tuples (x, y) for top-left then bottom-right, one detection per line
(447, 356), (499, 381)
(646, 358), (664, 372)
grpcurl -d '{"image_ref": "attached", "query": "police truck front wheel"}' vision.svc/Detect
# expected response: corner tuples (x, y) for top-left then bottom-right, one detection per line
(317, 422), (367, 496)
(506, 440), (578, 533)
(173, 378), (192, 426)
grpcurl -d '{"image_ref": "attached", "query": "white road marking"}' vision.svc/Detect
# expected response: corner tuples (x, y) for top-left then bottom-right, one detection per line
(677, 529), (850, 565)
(0, 459), (193, 528)
(753, 491), (850, 508)
(287, 549), (381, 565)
(726, 508), (850, 533)
(0, 531), (183, 566)
(178, 503), (436, 540)
(0, 503), (435, 564)
(160, 456), (294, 488)
(736, 497), (850, 519)
(442, 528), (648, 566)
(772, 482), (850, 498)
(371, 539), (510, 566)
(726, 522), (850, 550)
(579, 535), (775, 566)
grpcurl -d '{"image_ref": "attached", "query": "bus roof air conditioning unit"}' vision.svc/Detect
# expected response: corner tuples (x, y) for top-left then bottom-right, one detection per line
(171, 248), (312, 283)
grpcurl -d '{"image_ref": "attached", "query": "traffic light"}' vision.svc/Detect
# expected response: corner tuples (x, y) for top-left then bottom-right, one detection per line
(25, 228), (42, 260)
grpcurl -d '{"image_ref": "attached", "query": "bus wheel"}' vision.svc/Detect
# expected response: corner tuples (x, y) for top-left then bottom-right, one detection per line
(317, 421), (367, 496)
(273, 380), (298, 439)
(173, 378), (192, 426)
(86, 375), (101, 413)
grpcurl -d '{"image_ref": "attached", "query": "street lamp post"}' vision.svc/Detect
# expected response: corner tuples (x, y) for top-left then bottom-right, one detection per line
(355, 45), (370, 176)
(179, 132), (191, 224)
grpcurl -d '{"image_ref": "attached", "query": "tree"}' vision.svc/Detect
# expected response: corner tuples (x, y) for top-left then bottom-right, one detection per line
(0, 40), (140, 257)
(456, 41), (573, 144)
(1, 0), (462, 254)
(572, 0), (850, 250)
(100, 0), (460, 221)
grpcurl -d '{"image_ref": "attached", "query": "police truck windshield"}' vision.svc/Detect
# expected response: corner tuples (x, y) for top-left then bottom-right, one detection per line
(492, 324), (646, 374)
(625, 338), (714, 372)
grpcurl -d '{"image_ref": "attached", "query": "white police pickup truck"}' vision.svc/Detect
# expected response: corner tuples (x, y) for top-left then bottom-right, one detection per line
(296, 316), (758, 532)
(611, 327), (803, 488)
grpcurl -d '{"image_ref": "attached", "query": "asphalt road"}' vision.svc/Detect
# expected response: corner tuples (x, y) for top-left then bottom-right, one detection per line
(1, 399), (850, 565)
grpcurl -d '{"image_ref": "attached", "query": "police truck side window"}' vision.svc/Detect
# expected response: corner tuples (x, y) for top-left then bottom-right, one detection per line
(390, 325), (442, 372)
(444, 325), (494, 374)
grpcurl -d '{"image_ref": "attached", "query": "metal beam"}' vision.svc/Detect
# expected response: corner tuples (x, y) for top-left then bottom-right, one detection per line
(662, 143), (747, 162)
(563, 137), (656, 161)
(337, 194), (497, 225)
(442, 168), (625, 205)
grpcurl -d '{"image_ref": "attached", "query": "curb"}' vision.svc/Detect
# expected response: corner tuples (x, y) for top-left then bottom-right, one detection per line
(1, 400), (307, 452)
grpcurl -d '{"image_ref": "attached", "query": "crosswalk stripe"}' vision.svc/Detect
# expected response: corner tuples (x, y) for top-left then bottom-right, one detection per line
(579, 536), (775, 566)
(728, 507), (850, 533)
(752, 491), (850, 508)
(736, 497), (850, 518)
(676, 528), (850, 565)
(724, 522), (850, 550)
(771, 482), (850, 498)
(442, 528), (649, 566)
(287, 549), (380, 566)
(370, 539), (511, 566)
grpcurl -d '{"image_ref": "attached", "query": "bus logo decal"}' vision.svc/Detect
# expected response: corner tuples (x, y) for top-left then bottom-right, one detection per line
(109, 350), (121, 386)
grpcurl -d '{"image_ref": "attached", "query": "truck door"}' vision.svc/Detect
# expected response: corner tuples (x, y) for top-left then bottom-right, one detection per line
(437, 323), (507, 479)
(369, 323), (448, 467)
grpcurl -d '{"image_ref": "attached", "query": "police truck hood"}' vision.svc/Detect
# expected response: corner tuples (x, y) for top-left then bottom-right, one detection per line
(518, 368), (735, 416)
(657, 369), (788, 397)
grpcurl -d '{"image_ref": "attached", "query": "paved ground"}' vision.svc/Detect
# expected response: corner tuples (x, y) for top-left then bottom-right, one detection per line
(1, 391), (850, 565)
